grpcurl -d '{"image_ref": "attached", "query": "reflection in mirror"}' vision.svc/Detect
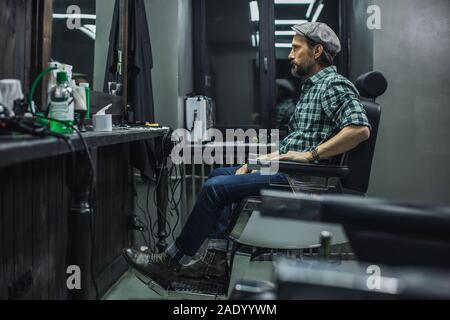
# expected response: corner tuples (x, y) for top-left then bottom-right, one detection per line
(51, 0), (117, 94)
(205, 0), (261, 128)
(274, 0), (340, 133)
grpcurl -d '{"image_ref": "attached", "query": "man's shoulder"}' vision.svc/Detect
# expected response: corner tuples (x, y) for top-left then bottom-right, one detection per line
(321, 72), (359, 95)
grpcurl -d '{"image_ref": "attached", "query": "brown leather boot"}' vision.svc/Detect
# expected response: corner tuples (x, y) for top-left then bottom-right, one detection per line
(122, 248), (181, 283)
(177, 250), (228, 282)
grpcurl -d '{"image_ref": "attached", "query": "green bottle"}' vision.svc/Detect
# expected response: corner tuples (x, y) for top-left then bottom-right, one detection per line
(49, 71), (74, 134)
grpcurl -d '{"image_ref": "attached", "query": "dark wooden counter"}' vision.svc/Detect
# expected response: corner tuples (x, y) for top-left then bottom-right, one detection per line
(0, 127), (170, 168)
(0, 127), (169, 300)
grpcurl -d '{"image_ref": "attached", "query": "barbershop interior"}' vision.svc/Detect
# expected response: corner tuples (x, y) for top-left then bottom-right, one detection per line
(0, 0), (449, 301)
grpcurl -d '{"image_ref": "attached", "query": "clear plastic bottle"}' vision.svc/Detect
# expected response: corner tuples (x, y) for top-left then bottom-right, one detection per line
(49, 71), (74, 134)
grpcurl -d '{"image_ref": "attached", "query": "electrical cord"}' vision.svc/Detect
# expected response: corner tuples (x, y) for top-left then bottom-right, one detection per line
(135, 194), (152, 250)
(28, 66), (58, 112)
(170, 164), (183, 242)
(145, 178), (157, 253)
(135, 129), (184, 253)
(151, 131), (175, 249)
(133, 202), (150, 249)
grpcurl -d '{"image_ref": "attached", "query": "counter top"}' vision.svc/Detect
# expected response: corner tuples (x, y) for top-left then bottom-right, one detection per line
(0, 127), (170, 168)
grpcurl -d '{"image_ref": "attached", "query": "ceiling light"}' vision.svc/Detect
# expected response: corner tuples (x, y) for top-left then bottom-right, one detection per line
(275, 43), (293, 48)
(275, 0), (313, 4)
(275, 31), (296, 36)
(311, 3), (324, 22)
(251, 35), (257, 47)
(306, 0), (316, 18)
(275, 19), (308, 25)
(249, 1), (259, 22)
(53, 13), (97, 20)
(251, 32), (260, 48)
(78, 26), (96, 40)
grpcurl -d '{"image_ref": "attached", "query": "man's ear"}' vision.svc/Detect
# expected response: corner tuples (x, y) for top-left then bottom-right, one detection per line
(314, 45), (324, 59)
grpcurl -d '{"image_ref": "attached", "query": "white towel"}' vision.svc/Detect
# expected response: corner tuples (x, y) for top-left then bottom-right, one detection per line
(0, 79), (24, 116)
(73, 86), (87, 111)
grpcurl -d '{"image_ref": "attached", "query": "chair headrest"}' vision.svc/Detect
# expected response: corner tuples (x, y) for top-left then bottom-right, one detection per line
(355, 71), (388, 99)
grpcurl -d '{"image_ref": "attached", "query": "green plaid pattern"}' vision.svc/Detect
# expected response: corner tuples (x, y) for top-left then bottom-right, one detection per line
(279, 66), (370, 154)
(276, 99), (297, 127)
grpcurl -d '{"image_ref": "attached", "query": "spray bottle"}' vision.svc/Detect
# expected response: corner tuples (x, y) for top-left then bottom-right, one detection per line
(48, 71), (74, 134)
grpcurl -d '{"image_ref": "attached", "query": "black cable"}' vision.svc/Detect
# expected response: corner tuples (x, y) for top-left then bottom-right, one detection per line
(131, 130), (184, 252)
(135, 194), (152, 250)
(161, 162), (178, 242)
(145, 179), (157, 253)
(170, 164), (183, 210)
(134, 214), (150, 248)
(169, 164), (183, 241)
(151, 131), (174, 249)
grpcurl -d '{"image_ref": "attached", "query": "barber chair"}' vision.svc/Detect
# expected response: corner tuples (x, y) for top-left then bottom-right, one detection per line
(226, 71), (387, 292)
(232, 191), (450, 300)
(133, 71), (388, 300)
(273, 257), (450, 300)
(260, 191), (450, 270)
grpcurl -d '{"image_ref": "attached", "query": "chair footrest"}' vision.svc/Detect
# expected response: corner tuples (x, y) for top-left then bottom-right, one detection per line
(134, 270), (228, 300)
(171, 278), (228, 297)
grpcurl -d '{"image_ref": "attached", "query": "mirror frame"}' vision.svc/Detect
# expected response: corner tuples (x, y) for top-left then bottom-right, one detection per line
(40, 0), (129, 117)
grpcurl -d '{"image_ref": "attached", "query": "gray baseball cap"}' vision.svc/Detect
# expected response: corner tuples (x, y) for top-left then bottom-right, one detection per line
(291, 22), (341, 56)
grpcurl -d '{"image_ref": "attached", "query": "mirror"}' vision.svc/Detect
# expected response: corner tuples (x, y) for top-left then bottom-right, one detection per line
(48, 0), (126, 95)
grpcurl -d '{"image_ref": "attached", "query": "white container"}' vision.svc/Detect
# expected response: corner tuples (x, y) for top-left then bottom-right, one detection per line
(93, 114), (112, 132)
(0, 79), (24, 116)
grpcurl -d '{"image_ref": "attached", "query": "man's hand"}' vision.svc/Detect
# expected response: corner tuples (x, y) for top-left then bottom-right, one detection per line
(257, 151), (280, 162)
(275, 151), (313, 163)
(235, 164), (250, 175)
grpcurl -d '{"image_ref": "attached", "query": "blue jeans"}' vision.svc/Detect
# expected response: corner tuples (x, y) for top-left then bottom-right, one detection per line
(173, 166), (288, 257)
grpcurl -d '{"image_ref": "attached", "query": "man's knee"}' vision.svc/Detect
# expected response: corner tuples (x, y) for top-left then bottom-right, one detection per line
(203, 176), (224, 191)
(208, 167), (231, 179)
(202, 176), (228, 205)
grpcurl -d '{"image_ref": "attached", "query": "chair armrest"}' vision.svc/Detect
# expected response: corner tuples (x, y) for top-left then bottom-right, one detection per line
(260, 191), (450, 242)
(248, 160), (350, 179)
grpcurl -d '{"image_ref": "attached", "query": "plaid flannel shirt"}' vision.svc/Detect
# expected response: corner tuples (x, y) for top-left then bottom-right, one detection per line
(276, 99), (297, 127)
(279, 66), (371, 154)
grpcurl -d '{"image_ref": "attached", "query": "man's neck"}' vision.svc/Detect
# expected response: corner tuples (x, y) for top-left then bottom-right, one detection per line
(305, 64), (327, 79)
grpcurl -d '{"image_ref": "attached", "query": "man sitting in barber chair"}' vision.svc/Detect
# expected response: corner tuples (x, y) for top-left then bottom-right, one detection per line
(123, 22), (371, 285)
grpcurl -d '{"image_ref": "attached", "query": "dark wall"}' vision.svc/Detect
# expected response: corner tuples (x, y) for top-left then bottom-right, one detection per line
(368, 0), (450, 205)
(348, 0), (450, 205)
(348, 0), (374, 82)
(0, 0), (35, 90)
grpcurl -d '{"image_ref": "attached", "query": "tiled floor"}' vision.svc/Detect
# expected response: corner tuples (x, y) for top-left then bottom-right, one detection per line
(103, 271), (164, 300)
(103, 260), (275, 300)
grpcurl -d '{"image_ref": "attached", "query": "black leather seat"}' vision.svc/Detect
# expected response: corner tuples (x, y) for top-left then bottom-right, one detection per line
(256, 71), (387, 195)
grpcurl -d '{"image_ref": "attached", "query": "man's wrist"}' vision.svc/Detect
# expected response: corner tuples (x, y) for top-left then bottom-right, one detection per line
(311, 147), (320, 162)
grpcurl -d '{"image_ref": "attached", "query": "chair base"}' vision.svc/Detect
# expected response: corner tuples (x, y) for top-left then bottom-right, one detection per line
(134, 270), (228, 300)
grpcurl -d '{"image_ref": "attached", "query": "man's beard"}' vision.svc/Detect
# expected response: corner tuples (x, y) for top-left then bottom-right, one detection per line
(291, 59), (314, 78)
